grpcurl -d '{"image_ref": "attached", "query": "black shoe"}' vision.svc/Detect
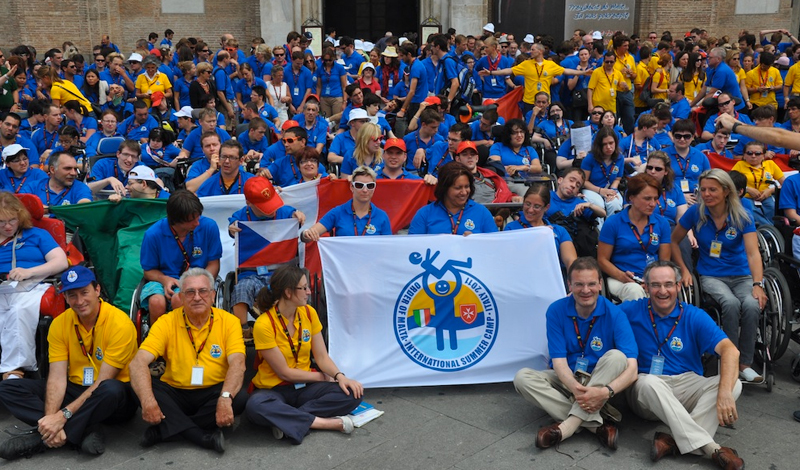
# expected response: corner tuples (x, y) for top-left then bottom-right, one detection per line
(794, 410), (800, 423)
(0, 432), (46, 460)
(202, 429), (225, 454)
(80, 429), (105, 455)
(140, 426), (162, 448)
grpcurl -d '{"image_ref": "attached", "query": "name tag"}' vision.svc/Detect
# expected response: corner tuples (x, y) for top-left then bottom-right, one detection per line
(680, 180), (690, 192)
(650, 355), (665, 375)
(325, 86), (331, 95)
(293, 87), (300, 96)
(710, 240), (722, 258)
(191, 366), (204, 386)
(294, 383), (306, 389)
(83, 367), (94, 386)
(490, 77), (497, 87)
(575, 356), (589, 373)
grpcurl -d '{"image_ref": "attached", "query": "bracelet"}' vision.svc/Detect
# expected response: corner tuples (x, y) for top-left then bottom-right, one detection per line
(333, 372), (345, 381)
(732, 122), (742, 134)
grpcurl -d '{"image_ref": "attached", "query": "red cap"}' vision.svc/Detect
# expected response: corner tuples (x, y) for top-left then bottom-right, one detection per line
(384, 138), (406, 152)
(424, 96), (441, 106)
(281, 120), (300, 131)
(307, 93), (320, 103)
(483, 99), (497, 106)
(150, 49), (162, 59)
(456, 141), (478, 155)
(150, 91), (165, 107)
(244, 177), (284, 215)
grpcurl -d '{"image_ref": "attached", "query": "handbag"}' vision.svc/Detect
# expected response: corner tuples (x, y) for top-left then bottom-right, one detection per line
(572, 88), (588, 108)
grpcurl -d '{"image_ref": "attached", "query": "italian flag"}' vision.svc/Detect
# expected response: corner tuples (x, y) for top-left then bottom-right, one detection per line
(412, 308), (432, 327)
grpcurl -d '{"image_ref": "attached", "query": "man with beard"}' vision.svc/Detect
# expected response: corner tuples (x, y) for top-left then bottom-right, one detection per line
(22, 151), (93, 208)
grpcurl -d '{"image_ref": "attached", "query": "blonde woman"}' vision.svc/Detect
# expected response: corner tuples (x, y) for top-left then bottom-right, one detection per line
(340, 123), (383, 177)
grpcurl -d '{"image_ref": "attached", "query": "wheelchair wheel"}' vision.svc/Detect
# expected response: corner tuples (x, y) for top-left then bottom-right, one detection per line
(791, 354), (800, 383)
(129, 279), (149, 345)
(221, 271), (235, 312)
(679, 272), (700, 306)
(758, 225), (785, 268)
(755, 266), (793, 366)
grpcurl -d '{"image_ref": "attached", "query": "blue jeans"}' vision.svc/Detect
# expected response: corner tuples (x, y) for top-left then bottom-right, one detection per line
(699, 275), (759, 365)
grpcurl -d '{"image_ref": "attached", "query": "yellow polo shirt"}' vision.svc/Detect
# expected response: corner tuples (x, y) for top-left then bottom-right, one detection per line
(140, 306), (245, 389)
(683, 73), (706, 101)
(252, 305), (323, 389)
(588, 67), (625, 113)
(784, 62), (800, 95)
(731, 160), (784, 195)
(614, 52), (636, 89)
(634, 61), (651, 108)
(48, 300), (137, 385)
(511, 59), (565, 103)
(746, 67), (783, 108)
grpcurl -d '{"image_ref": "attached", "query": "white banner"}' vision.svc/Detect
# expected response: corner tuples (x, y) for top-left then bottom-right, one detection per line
(320, 229), (566, 388)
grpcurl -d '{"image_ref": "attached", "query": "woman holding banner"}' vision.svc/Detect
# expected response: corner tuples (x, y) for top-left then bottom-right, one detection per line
(301, 166), (391, 240)
(246, 265), (363, 444)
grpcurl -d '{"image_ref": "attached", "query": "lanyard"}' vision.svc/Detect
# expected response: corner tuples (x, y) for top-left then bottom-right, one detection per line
(220, 173), (242, 194)
(445, 205), (465, 234)
(749, 166), (765, 190)
(533, 61), (544, 81)
(9, 175), (27, 194)
(628, 137), (649, 160)
(629, 221), (654, 252)
(170, 226), (194, 273)
(648, 300), (683, 355)
(275, 306), (302, 362)
(598, 159), (615, 185)
(656, 191), (668, 216)
(183, 311), (214, 365)
(44, 180), (71, 206)
(571, 315), (598, 357)
(43, 129), (57, 150)
(352, 202), (373, 236)
(474, 172), (496, 190)
(759, 69), (770, 87)
(713, 216), (731, 241)
(675, 153), (690, 178)
(74, 323), (97, 369)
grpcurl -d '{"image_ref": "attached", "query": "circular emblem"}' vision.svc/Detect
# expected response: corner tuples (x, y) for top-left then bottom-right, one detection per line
(669, 336), (683, 352)
(365, 224), (376, 235)
(522, 158), (531, 165)
(725, 227), (738, 240)
(650, 233), (660, 245)
(690, 164), (699, 173)
(192, 247), (203, 257)
(209, 344), (222, 358)
(67, 270), (78, 283)
(393, 251), (499, 372)
(590, 336), (603, 352)
(464, 219), (476, 231)
(94, 347), (103, 361)
(667, 198), (676, 208)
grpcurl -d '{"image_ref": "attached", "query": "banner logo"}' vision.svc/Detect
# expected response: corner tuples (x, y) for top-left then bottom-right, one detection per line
(394, 249), (499, 372)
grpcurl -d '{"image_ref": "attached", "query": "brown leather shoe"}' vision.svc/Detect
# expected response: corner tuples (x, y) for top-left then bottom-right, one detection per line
(650, 431), (679, 462)
(712, 446), (745, 470)
(535, 422), (562, 449)
(594, 422), (618, 450)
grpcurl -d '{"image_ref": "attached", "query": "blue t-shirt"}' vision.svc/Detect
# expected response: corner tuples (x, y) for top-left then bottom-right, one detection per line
(581, 154), (624, 188)
(213, 67), (235, 100)
(618, 135), (656, 168)
(545, 295), (638, 373)
(319, 201), (392, 236)
(376, 168), (422, 180)
(425, 142), (453, 178)
(238, 130), (269, 157)
(182, 127), (232, 160)
(234, 78), (267, 104)
(706, 63), (746, 110)
(66, 116), (98, 139)
(547, 190), (596, 220)
(84, 131), (123, 158)
(669, 98), (691, 120)
(403, 131), (444, 172)
(779, 173), (800, 213)
(505, 216), (571, 262)
(23, 178), (93, 207)
(695, 141), (734, 160)
(408, 59), (429, 104)
(140, 216), (223, 279)
(538, 119), (573, 140)
(0, 227), (60, 271)
(268, 155), (328, 187)
(733, 131), (785, 156)
(489, 143), (538, 168)
(340, 151), (381, 176)
(598, 208), (672, 277)
(303, 115), (330, 151)
(195, 170), (254, 197)
(174, 77), (192, 109)
(30, 128), (60, 156)
(666, 146), (710, 193)
(620, 298), (727, 376)
(408, 200), (498, 235)
(259, 141), (287, 168)
(118, 115), (160, 142)
(314, 63), (347, 97)
(89, 157), (131, 189)
(475, 54), (514, 98)
(341, 52), (365, 83)
(328, 131), (357, 160)
(1, 136), (40, 164)
(678, 204), (756, 277)
(654, 184), (687, 223)
(140, 143), (181, 167)
(0, 167), (48, 194)
(283, 65), (314, 108)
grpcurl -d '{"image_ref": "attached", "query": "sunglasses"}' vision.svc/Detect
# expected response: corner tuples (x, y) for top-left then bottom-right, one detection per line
(745, 151), (764, 156)
(604, 61), (616, 64)
(201, 49), (210, 53)
(352, 181), (376, 190)
(283, 137), (300, 144)
(718, 100), (732, 107)
(646, 165), (665, 171)
(96, 58), (105, 62)
(370, 136), (382, 143)
(673, 133), (693, 140)
(274, 53), (285, 57)
(591, 111), (604, 115)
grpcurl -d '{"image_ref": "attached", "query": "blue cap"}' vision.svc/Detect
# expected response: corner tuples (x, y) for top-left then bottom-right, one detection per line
(60, 266), (96, 292)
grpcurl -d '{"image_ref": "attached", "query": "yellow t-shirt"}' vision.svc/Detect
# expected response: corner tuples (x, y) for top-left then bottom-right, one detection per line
(613, 52), (636, 89)
(252, 305), (323, 389)
(683, 73), (706, 101)
(633, 61), (651, 108)
(511, 59), (565, 103)
(745, 67), (783, 108)
(731, 160), (784, 195)
(784, 62), (800, 95)
(50, 80), (93, 112)
(650, 68), (669, 101)
(135, 72), (172, 107)
(48, 300), (137, 385)
(588, 67), (625, 113)
(735, 68), (746, 84)
(140, 307), (245, 389)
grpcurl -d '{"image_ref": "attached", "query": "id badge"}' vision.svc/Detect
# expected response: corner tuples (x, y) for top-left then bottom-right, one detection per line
(293, 87), (299, 96)
(257, 265), (270, 275)
(680, 179), (690, 193)
(754, 199), (763, 206)
(646, 254), (656, 265)
(575, 356), (589, 373)
(490, 77), (497, 87)
(294, 383), (306, 389)
(83, 367), (95, 386)
(610, 89), (616, 97)
(650, 354), (665, 375)
(191, 366), (204, 386)
(710, 240), (722, 258)
(388, 79), (394, 88)
(325, 86), (331, 95)
(537, 82), (542, 91)
(761, 92), (767, 98)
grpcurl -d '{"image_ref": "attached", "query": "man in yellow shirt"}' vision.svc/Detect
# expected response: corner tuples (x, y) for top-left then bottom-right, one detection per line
(0, 266), (138, 460)
(588, 52), (629, 114)
(634, 46), (653, 112)
(746, 52), (782, 109)
(480, 43), (590, 115)
(613, 35), (638, 134)
(130, 267), (245, 454)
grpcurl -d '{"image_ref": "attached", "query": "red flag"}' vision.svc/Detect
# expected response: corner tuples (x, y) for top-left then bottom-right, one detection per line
(707, 152), (795, 173)
(495, 86), (524, 122)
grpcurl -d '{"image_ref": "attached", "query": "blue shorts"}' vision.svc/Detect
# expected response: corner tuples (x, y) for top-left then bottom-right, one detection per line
(140, 281), (180, 306)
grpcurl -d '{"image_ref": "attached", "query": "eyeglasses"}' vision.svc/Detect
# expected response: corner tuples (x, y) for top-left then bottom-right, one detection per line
(352, 181), (376, 190)
(225, 48), (237, 53)
(299, 159), (317, 165)
(718, 100), (732, 107)
(201, 49), (210, 53)
(523, 203), (545, 211)
(646, 165), (665, 171)
(219, 155), (239, 161)
(0, 218), (19, 226)
(591, 111), (604, 115)
(647, 282), (677, 290)
(571, 281), (600, 289)
(183, 288), (212, 297)
(283, 137), (300, 144)
(604, 60), (616, 64)
(673, 133), (693, 140)
(118, 152), (138, 159)
(305, 59), (314, 63)
(745, 151), (764, 156)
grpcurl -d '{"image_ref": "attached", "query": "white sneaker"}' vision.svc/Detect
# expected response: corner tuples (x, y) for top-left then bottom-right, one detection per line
(271, 427), (284, 440)
(739, 367), (763, 382)
(338, 416), (354, 434)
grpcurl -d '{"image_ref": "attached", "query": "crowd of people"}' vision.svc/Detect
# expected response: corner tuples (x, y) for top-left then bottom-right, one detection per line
(0, 21), (799, 469)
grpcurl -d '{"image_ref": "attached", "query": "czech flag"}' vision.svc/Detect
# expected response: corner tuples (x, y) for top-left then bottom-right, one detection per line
(235, 219), (299, 269)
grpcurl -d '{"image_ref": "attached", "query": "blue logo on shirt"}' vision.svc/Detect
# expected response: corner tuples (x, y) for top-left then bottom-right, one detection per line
(192, 247), (203, 257)
(667, 198), (676, 208)
(670, 336), (683, 352)
(590, 336), (603, 351)
(302, 329), (311, 342)
(394, 250), (498, 372)
(690, 164), (699, 173)
(94, 347), (103, 361)
(464, 219), (476, 231)
(365, 224), (376, 235)
(725, 227), (738, 240)
(650, 233), (660, 245)
(210, 344), (222, 358)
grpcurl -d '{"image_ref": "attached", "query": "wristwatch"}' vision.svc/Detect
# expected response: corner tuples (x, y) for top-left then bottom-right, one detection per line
(61, 407), (72, 420)
(753, 281), (764, 288)
(220, 391), (232, 399)
(605, 385), (615, 398)
(732, 122), (742, 134)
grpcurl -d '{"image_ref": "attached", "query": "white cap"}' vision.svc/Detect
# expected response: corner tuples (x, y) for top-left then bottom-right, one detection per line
(174, 106), (194, 118)
(483, 23), (495, 33)
(2, 144), (29, 161)
(523, 34), (535, 44)
(364, 41), (375, 51)
(128, 52), (143, 62)
(354, 39), (365, 50)
(362, 62), (375, 72)
(592, 31), (603, 40)
(129, 165), (165, 188)
(348, 108), (369, 123)
(498, 35), (510, 44)
(398, 37), (409, 46)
